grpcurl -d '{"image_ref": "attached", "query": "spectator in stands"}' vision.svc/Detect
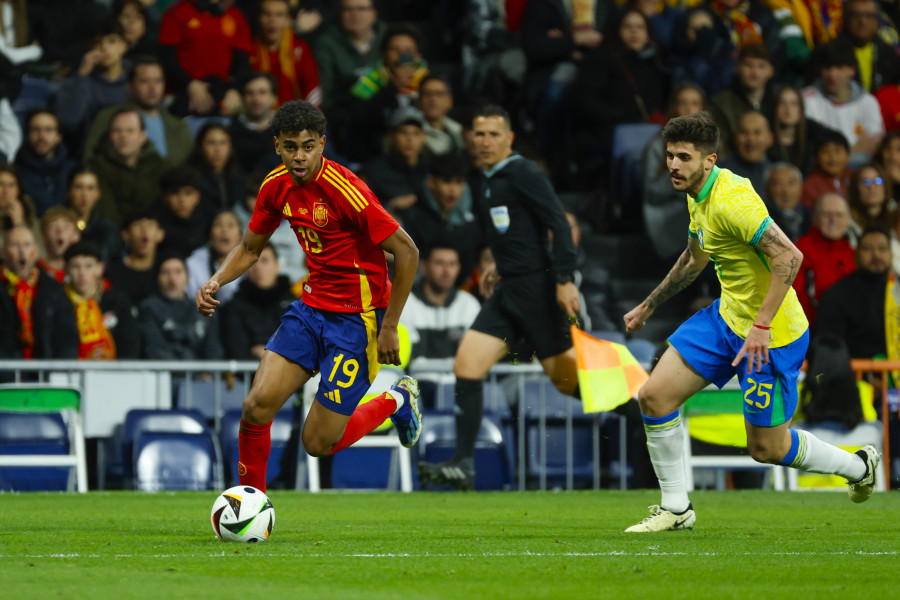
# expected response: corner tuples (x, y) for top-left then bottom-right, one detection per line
(185, 210), (244, 305)
(0, 0), (42, 67)
(764, 163), (811, 243)
(14, 109), (77, 218)
(251, 0), (322, 109)
(460, 0), (526, 101)
(62, 240), (139, 359)
(873, 130), (900, 203)
(313, 0), (386, 114)
(840, 0), (900, 93)
(360, 106), (429, 215)
(105, 209), (164, 307)
(643, 83), (706, 261)
(794, 192), (856, 325)
(232, 170), (308, 285)
(801, 129), (852, 209)
(55, 20), (130, 152)
(228, 72), (281, 175)
(38, 207), (81, 284)
(85, 56), (194, 166)
(767, 85), (834, 177)
(669, 7), (734, 99)
(0, 164), (41, 247)
(138, 254), (222, 360)
(188, 123), (245, 212)
(0, 225), (78, 358)
(340, 23), (429, 163)
(803, 39), (884, 166)
(90, 107), (166, 226)
(847, 163), (893, 239)
(65, 167), (120, 261)
(416, 74), (463, 157)
(399, 242), (482, 409)
(817, 227), (891, 358)
(400, 154), (480, 284)
(157, 0), (253, 117)
(573, 7), (669, 170)
(156, 165), (214, 259)
(718, 110), (774, 193)
(114, 0), (159, 61)
(709, 44), (776, 159)
(221, 243), (296, 361)
(706, 0), (789, 75)
(522, 0), (603, 185)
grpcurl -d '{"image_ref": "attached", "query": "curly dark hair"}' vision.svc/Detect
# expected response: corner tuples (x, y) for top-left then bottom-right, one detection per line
(269, 100), (327, 137)
(661, 111), (719, 156)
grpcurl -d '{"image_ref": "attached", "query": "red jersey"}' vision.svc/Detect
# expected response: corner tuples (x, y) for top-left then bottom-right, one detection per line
(248, 158), (398, 313)
(158, 1), (253, 84)
(250, 32), (322, 108)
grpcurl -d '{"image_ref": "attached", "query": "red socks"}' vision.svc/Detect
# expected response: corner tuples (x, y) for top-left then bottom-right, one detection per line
(329, 393), (396, 454)
(238, 419), (271, 492)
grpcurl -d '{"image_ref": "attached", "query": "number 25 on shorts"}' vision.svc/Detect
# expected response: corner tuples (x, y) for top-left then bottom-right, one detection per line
(744, 377), (772, 409)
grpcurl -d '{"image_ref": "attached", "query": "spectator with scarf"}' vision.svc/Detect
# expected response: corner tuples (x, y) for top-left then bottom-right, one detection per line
(62, 240), (139, 359)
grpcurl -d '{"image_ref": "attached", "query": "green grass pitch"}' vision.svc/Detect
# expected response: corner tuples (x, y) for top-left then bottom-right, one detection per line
(0, 490), (897, 599)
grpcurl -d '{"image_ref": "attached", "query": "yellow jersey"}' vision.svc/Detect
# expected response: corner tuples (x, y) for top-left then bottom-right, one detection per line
(687, 166), (808, 347)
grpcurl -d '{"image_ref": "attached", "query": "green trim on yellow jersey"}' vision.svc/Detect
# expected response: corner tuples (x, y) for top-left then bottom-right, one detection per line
(692, 165), (720, 204)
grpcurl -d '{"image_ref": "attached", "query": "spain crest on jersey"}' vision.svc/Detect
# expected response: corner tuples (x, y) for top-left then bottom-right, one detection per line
(313, 202), (328, 227)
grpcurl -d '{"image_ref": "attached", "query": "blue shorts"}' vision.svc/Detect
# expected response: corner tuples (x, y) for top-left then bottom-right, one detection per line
(668, 299), (809, 427)
(266, 300), (384, 416)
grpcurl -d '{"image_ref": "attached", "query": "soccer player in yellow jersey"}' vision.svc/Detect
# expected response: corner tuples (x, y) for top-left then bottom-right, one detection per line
(623, 112), (881, 532)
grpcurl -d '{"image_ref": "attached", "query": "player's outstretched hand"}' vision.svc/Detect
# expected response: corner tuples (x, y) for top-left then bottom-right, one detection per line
(196, 281), (221, 317)
(556, 282), (581, 321)
(732, 325), (770, 374)
(376, 324), (401, 365)
(623, 302), (652, 332)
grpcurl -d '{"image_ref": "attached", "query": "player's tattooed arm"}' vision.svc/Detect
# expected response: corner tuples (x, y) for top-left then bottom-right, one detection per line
(756, 223), (801, 285)
(646, 237), (709, 310)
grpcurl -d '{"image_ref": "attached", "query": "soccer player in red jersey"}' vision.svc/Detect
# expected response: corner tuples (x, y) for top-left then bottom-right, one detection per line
(195, 100), (421, 491)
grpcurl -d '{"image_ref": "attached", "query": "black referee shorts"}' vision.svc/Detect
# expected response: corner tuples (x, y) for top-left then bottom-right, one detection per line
(469, 272), (572, 361)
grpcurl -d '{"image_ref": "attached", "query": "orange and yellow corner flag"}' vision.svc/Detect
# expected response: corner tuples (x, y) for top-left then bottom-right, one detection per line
(571, 325), (649, 413)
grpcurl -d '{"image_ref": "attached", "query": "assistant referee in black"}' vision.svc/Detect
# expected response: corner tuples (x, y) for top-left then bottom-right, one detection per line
(418, 104), (582, 490)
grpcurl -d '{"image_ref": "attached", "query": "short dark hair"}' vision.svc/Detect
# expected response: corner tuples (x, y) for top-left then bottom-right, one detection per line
(240, 71), (279, 97)
(429, 153), (468, 180)
(109, 106), (145, 131)
(738, 43), (772, 64)
(422, 240), (459, 262)
(93, 18), (125, 42)
(473, 104), (512, 129)
(816, 38), (857, 69)
(121, 208), (159, 229)
(815, 128), (850, 152)
(419, 73), (453, 97)
(380, 22), (423, 55)
(269, 100), (327, 137)
(661, 111), (720, 156)
(859, 226), (890, 245)
(64, 240), (103, 263)
(128, 55), (164, 83)
(160, 165), (203, 195)
(24, 107), (59, 130)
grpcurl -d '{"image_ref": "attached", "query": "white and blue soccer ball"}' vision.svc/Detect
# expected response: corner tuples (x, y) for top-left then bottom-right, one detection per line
(210, 485), (275, 542)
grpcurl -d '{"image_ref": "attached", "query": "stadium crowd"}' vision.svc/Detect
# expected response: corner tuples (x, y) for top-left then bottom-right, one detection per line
(0, 0), (898, 483)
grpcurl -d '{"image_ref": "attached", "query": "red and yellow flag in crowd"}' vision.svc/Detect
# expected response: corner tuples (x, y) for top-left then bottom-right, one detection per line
(570, 326), (648, 413)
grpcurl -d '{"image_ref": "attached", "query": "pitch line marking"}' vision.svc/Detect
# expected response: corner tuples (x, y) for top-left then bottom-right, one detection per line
(4, 551), (899, 559)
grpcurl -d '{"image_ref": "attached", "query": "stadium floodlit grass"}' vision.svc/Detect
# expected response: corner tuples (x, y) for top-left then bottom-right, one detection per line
(1, 490), (897, 599)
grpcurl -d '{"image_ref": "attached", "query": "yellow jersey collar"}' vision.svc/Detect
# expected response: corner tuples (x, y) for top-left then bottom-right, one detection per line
(691, 165), (720, 204)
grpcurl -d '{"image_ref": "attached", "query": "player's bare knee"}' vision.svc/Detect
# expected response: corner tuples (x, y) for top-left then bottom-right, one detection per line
(747, 441), (781, 464)
(301, 432), (333, 457)
(242, 393), (274, 425)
